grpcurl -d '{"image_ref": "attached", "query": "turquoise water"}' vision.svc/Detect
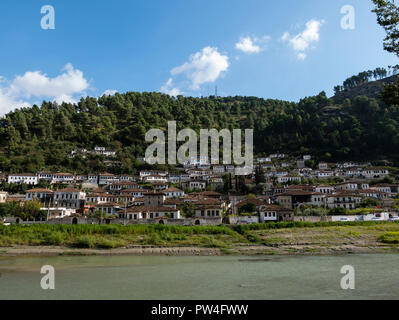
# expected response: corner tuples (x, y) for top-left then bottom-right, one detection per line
(0, 254), (398, 300)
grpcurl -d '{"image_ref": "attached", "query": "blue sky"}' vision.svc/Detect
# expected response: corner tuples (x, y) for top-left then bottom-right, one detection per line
(0, 0), (397, 115)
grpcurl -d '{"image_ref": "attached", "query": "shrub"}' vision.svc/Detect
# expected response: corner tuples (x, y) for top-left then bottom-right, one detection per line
(302, 208), (327, 216)
(96, 239), (125, 249)
(238, 203), (257, 214)
(328, 207), (348, 216)
(378, 232), (399, 244)
(74, 236), (96, 248)
(43, 232), (65, 245)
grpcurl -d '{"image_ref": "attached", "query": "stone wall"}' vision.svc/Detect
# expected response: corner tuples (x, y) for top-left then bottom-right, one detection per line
(293, 216), (332, 223)
(228, 215), (260, 225)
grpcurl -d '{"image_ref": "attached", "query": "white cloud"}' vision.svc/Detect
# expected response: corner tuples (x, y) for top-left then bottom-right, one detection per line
(0, 63), (89, 116)
(235, 37), (261, 54)
(282, 19), (324, 60)
(170, 47), (229, 90)
(0, 89), (30, 116)
(281, 32), (290, 42)
(160, 78), (182, 96)
(297, 53), (307, 60)
(102, 89), (117, 96)
(235, 36), (271, 54)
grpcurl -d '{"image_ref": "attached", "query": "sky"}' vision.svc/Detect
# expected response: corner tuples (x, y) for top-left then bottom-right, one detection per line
(0, 0), (398, 115)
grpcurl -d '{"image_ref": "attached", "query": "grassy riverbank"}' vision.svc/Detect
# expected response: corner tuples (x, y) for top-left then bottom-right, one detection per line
(1, 222), (399, 256)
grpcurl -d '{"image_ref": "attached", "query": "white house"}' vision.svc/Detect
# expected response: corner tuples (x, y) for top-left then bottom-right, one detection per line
(163, 187), (184, 198)
(315, 185), (335, 194)
(25, 189), (54, 203)
(120, 188), (144, 198)
(8, 173), (38, 185)
(212, 165), (225, 173)
(54, 188), (86, 209)
(257, 157), (271, 163)
(259, 205), (285, 222)
(98, 173), (119, 185)
(143, 175), (168, 183)
(318, 162), (328, 170)
(94, 146), (116, 157)
(326, 192), (363, 210)
(277, 175), (302, 184)
(38, 172), (53, 181)
(52, 173), (75, 184)
(45, 207), (76, 220)
(88, 175), (98, 184)
(139, 170), (168, 180)
(362, 168), (389, 179)
(121, 206), (181, 220)
(184, 180), (207, 191)
(334, 182), (358, 191)
(317, 170), (334, 179)
(168, 174), (181, 184)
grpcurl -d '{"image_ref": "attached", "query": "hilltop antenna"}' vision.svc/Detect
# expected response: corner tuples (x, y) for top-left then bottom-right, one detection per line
(215, 86), (218, 98)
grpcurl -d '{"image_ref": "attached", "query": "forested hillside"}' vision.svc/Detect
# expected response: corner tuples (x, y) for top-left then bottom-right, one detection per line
(0, 84), (399, 174)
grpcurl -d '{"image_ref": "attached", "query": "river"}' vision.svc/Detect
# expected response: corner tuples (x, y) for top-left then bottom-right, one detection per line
(0, 254), (398, 300)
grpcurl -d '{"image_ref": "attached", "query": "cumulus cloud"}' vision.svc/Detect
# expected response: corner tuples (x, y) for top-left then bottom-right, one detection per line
(282, 19), (324, 60)
(0, 63), (89, 116)
(0, 89), (30, 116)
(160, 78), (181, 96)
(102, 89), (118, 96)
(235, 36), (270, 54)
(170, 47), (229, 90)
(235, 37), (261, 54)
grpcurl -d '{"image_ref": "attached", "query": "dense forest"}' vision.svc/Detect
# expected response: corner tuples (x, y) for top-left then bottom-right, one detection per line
(1, 81), (399, 174)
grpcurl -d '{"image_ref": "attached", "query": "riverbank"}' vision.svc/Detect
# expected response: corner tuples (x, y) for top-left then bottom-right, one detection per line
(1, 222), (399, 256)
(1, 243), (399, 257)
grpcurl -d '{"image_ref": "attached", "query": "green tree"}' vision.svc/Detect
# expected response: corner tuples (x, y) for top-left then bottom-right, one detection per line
(238, 203), (257, 214)
(254, 165), (265, 185)
(373, 0), (399, 57)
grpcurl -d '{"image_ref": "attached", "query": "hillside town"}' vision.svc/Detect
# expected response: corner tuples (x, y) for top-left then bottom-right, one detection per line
(1, 154), (398, 226)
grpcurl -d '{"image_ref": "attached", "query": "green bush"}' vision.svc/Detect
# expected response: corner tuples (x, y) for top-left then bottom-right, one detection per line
(378, 232), (399, 244)
(43, 232), (65, 245)
(74, 236), (96, 248)
(328, 207), (348, 216)
(302, 208), (327, 216)
(96, 239), (125, 249)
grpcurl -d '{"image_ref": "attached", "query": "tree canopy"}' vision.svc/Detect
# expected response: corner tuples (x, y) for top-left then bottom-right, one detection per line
(1, 89), (399, 174)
